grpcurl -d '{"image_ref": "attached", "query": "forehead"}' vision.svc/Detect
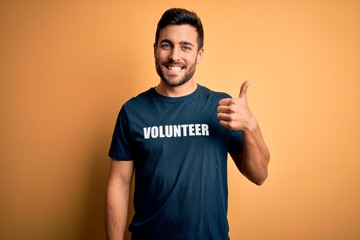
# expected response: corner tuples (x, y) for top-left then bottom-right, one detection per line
(158, 24), (198, 45)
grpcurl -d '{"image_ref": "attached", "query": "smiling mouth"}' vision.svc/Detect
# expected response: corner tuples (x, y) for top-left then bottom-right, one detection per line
(165, 65), (185, 72)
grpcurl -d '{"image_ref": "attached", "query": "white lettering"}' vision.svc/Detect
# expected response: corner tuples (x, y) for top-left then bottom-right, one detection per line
(143, 124), (210, 139)
(195, 124), (201, 136)
(189, 124), (195, 136)
(144, 127), (151, 139)
(202, 124), (209, 136)
(173, 125), (181, 137)
(165, 125), (173, 137)
(159, 126), (165, 138)
(151, 126), (158, 138)
(181, 125), (188, 136)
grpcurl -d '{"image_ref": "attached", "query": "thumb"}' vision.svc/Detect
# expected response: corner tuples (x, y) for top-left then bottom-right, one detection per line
(239, 81), (250, 98)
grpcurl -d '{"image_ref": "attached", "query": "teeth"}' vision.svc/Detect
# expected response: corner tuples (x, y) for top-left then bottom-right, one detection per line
(168, 66), (182, 72)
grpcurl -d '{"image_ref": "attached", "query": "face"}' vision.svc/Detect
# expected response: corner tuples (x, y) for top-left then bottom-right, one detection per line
(154, 24), (204, 87)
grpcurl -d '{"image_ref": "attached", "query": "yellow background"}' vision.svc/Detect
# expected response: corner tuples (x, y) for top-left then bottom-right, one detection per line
(1, 1), (359, 239)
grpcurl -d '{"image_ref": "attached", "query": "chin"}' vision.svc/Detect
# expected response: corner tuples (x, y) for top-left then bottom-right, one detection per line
(162, 77), (190, 87)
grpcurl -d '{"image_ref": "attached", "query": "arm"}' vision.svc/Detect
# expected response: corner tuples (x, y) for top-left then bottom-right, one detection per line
(230, 117), (270, 185)
(106, 159), (134, 240)
(217, 81), (270, 185)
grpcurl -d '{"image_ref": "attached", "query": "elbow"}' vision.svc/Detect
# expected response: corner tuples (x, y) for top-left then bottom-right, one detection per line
(254, 171), (268, 186)
(241, 151), (270, 186)
(255, 152), (270, 185)
(243, 168), (268, 186)
(250, 166), (269, 186)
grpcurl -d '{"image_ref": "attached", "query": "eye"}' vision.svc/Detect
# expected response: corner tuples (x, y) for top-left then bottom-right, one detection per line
(182, 45), (192, 51)
(161, 43), (171, 49)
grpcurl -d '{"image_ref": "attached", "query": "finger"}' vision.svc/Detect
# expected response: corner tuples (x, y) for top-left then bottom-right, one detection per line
(239, 81), (250, 98)
(217, 109), (233, 121)
(217, 105), (230, 113)
(219, 120), (229, 128)
(218, 98), (233, 106)
(217, 106), (233, 114)
(219, 119), (235, 130)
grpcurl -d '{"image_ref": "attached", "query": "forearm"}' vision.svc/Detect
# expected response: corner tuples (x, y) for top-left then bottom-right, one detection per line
(105, 185), (131, 240)
(235, 118), (270, 185)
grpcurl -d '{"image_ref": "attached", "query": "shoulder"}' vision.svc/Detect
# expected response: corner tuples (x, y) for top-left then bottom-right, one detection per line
(197, 85), (231, 100)
(123, 88), (155, 108)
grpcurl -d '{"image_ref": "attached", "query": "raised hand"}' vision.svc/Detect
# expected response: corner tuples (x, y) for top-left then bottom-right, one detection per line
(217, 81), (256, 131)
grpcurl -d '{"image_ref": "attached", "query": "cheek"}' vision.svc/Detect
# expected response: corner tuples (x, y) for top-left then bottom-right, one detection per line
(156, 52), (170, 62)
(189, 55), (200, 65)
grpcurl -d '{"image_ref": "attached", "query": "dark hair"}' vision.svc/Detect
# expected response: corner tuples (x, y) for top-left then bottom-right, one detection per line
(155, 8), (204, 50)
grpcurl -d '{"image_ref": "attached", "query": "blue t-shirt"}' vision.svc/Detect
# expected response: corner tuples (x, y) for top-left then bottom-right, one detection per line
(109, 85), (243, 240)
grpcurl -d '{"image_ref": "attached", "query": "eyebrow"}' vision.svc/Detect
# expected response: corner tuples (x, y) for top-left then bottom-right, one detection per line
(180, 41), (194, 47)
(160, 39), (194, 47)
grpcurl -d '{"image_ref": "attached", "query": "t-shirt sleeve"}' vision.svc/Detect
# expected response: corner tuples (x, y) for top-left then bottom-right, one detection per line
(108, 106), (134, 160)
(228, 130), (244, 153)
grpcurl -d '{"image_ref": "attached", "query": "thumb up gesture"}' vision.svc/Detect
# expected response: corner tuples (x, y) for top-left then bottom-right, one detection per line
(217, 81), (256, 131)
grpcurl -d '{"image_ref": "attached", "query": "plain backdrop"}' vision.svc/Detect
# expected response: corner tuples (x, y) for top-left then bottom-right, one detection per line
(1, 1), (359, 239)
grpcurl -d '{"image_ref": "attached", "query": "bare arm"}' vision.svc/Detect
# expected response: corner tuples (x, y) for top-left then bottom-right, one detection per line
(218, 81), (270, 185)
(106, 159), (134, 240)
(230, 117), (270, 185)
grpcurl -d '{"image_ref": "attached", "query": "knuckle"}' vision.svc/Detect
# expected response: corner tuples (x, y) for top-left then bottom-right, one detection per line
(228, 122), (236, 130)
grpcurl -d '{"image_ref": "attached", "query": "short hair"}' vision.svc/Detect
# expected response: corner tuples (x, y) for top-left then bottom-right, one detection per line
(155, 8), (204, 50)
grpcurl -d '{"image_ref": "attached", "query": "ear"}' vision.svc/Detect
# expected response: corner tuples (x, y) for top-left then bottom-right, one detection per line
(153, 42), (157, 57)
(196, 48), (204, 64)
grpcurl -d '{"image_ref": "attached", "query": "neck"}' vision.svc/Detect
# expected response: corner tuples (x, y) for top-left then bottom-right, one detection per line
(155, 80), (197, 97)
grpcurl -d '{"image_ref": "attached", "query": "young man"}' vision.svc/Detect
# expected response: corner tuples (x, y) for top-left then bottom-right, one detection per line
(106, 8), (270, 240)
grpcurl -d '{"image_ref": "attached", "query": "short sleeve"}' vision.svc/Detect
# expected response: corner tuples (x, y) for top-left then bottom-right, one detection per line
(228, 130), (244, 153)
(108, 106), (134, 160)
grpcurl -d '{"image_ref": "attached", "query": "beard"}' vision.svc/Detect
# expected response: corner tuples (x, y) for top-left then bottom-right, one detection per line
(155, 59), (197, 87)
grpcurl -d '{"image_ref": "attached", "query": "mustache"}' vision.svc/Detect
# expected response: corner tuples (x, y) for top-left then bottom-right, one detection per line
(163, 60), (186, 66)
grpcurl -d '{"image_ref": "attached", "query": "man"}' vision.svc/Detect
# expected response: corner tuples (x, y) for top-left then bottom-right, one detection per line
(106, 8), (270, 240)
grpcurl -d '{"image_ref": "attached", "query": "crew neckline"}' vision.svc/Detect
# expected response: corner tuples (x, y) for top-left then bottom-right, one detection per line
(151, 84), (202, 103)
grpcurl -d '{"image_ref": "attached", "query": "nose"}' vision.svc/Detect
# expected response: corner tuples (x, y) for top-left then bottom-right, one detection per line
(168, 46), (180, 61)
